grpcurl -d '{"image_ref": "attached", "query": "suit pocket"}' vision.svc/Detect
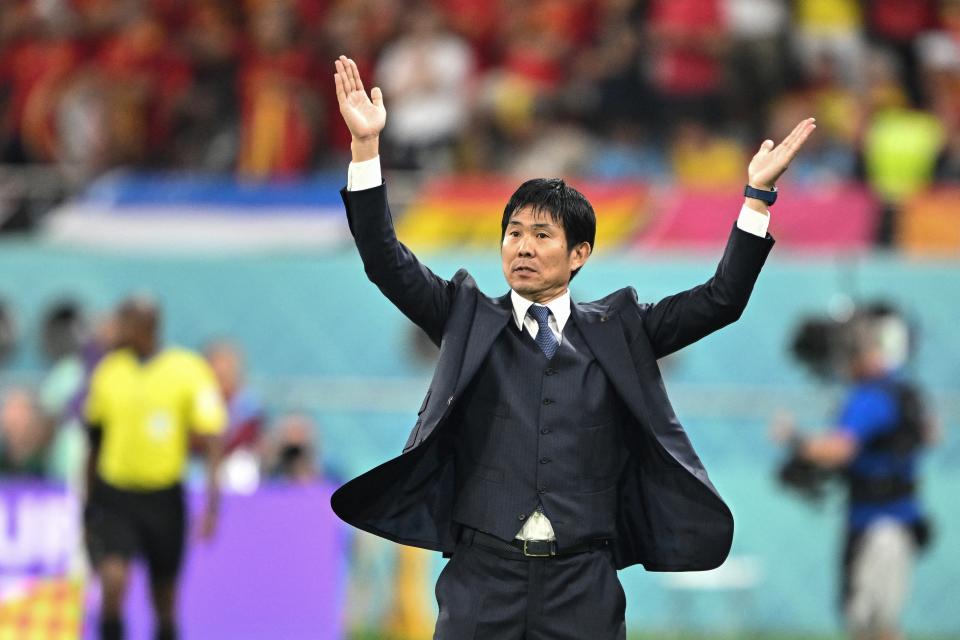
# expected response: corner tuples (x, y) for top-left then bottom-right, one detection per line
(418, 390), (432, 415)
(403, 390), (432, 452)
(402, 418), (422, 453)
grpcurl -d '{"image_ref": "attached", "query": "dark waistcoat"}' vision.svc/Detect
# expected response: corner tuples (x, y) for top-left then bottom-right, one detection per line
(449, 315), (627, 546)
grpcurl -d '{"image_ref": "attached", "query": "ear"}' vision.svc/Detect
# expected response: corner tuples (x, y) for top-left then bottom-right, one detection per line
(569, 241), (592, 271)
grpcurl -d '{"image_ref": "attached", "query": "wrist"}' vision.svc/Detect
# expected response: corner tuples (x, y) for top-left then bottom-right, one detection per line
(743, 197), (770, 215)
(743, 183), (777, 209)
(351, 136), (380, 162)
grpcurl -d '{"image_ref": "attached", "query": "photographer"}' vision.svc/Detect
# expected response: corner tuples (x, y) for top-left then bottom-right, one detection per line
(774, 308), (936, 640)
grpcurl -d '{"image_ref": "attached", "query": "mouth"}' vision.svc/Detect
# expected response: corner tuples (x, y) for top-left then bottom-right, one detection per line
(512, 265), (537, 274)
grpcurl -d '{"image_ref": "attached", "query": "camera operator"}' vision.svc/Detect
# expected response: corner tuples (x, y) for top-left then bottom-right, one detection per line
(774, 308), (937, 640)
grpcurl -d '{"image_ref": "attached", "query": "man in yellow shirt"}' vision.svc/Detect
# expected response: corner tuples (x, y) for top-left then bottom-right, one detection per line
(84, 296), (226, 640)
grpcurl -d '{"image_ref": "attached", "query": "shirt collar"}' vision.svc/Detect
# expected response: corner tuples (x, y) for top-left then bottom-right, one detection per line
(510, 289), (571, 333)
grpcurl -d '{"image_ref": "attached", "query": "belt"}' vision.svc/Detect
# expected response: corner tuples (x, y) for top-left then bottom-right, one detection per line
(460, 527), (611, 559)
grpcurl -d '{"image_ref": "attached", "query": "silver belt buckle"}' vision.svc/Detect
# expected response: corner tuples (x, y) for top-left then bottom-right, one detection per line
(522, 539), (555, 557)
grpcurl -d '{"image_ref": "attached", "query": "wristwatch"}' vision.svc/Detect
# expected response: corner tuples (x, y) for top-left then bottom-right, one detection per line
(744, 184), (777, 206)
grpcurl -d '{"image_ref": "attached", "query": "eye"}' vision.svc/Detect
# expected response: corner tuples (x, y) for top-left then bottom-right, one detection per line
(509, 231), (520, 237)
(536, 232), (548, 239)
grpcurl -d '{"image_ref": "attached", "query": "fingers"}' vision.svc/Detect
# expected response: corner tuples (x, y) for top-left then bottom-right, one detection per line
(335, 57), (351, 95)
(348, 57), (365, 93)
(371, 86), (383, 107)
(780, 118), (816, 152)
(751, 139), (773, 163)
(335, 55), (371, 104)
(336, 55), (357, 94)
(781, 119), (817, 161)
(779, 119), (806, 147)
(334, 65), (347, 105)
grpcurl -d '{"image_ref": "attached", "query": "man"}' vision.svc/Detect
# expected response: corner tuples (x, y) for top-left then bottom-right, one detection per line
(84, 296), (226, 640)
(204, 339), (264, 455)
(330, 54), (815, 638)
(775, 310), (934, 640)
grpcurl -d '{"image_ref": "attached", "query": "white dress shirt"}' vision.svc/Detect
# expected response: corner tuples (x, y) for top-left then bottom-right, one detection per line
(347, 156), (770, 541)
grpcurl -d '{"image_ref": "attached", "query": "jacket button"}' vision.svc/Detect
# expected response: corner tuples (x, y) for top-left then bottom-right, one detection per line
(545, 368), (556, 376)
(601, 315), (608, 322)
(538, 487), (547, 494)
(447, 396), (454, 406)
(540, 428), (550, 435)
(518, 514), (526, 521)
(539, 457), (550, 464)
(542, 398), (553, 405)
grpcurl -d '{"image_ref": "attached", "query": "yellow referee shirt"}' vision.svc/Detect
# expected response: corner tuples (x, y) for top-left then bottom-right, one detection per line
(85, 347), (227, 490)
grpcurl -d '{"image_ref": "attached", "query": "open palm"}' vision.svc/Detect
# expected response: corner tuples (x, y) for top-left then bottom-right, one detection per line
(334, 55), (385, 140)
(748, 118), (816, 189)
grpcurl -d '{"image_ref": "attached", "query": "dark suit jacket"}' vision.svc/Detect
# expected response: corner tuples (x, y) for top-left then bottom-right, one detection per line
(331, 183), (775, 571)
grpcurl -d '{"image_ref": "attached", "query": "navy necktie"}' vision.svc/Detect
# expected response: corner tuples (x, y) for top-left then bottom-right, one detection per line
(528, 305), (559, 359)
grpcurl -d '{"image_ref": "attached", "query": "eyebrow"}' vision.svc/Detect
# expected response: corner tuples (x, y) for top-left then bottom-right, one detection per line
(508, 221), (556, 230)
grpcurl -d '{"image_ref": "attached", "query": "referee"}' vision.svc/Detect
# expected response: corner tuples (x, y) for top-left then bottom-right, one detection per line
(83, 296), (226, 640)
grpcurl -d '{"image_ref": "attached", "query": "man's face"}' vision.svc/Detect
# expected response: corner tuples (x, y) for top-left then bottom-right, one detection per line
(501, 206), (590, 303)
(117, 306), (158, 357)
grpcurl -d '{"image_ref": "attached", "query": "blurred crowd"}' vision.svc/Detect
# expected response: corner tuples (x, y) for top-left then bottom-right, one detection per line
(0, 299), (327, 489)
(1, 0), (959, 236)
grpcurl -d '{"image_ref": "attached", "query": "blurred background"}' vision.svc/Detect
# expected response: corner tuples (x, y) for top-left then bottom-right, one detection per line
(0, 0), (958, 638)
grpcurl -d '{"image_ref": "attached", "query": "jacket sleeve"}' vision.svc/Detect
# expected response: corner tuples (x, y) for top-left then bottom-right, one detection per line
(639, 222), (774, 359)
(341, 183), (455, 345)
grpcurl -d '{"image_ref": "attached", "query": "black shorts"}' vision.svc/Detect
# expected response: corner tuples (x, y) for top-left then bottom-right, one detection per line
(84, 478), (186, 582)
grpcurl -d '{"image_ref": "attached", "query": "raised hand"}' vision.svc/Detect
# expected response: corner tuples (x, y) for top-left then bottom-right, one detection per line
(748, 118), (816, 190)
(334, 55), (385, 142)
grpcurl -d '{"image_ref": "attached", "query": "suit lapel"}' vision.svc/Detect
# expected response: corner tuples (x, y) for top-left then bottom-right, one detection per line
(454, 292), (512, 395)
(571, 302), (651, 423)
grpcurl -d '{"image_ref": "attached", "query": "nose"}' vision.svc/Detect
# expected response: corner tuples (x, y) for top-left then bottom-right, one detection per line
(516, 236), (534, 257)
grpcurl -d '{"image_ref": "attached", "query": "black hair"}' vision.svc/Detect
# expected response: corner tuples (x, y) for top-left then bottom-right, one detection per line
(500, 178), (596, 279)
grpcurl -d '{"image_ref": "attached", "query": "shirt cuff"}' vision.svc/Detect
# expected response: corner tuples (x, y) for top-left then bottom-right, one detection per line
(347, 156), (382, 191)
(736, 204), (770, 237)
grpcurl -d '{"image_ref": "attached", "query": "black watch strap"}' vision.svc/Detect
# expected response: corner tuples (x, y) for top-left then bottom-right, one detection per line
(744, 184), (777, 206)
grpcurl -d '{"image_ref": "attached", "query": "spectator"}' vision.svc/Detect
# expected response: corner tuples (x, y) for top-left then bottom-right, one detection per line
(204, 339), (264, 455)
(237, 1), (323, 178)
(792, 0), (867, 90)
(264, 412), (319, 483)
(646, 0), (730, 126)
(0, 8), (83, 165)
(39, 312), (118, 486)
(723, 0), (790, 138)
(860, 49), (946, 244)
(168, 2), (242, 171)
(94, 11), (191, 168)
(0, 387), (50, 477)
(864, 0), (941, 107)
(374, 2), (474, 170)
